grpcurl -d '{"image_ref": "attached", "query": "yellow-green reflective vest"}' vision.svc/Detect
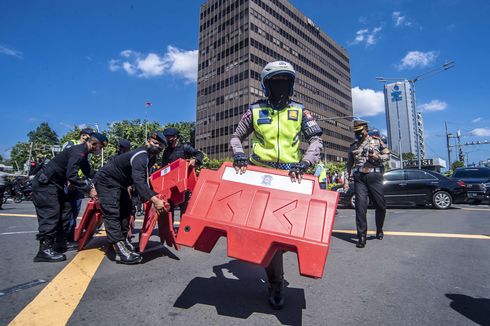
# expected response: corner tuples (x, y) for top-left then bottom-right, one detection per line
(250, 103), (302, 166)
(317, 164), (327, 183)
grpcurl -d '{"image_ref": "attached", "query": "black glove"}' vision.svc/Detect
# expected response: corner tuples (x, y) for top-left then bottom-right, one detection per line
(233, 153), (248, 167)
(289, 161), (310, 183)
(233, 153), (248, 174)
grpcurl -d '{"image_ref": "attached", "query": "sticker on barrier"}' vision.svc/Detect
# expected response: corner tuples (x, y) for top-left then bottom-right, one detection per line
(176, 162), (339, 278)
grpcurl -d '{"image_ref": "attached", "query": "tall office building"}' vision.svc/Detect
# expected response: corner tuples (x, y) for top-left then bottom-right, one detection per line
(195, 0), (353, 161)
(384, 81), (423, 158)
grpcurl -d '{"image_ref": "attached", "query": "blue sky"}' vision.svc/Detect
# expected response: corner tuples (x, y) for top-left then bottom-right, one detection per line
(1, 0), (489, 165)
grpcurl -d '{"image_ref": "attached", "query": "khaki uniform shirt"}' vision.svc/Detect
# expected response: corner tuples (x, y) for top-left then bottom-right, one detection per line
(346, 136), (390, 176)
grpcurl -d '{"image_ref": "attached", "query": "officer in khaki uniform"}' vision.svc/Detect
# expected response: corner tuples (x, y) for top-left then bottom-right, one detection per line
(344, 120), (390, 248)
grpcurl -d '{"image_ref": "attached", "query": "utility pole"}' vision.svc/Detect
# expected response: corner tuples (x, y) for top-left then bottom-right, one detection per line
(445, 122), (452, 168)
(457, 130), (464, 162)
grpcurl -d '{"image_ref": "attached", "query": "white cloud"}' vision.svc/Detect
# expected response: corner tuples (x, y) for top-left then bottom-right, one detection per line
(419, 100), (447, 112)
(108, 59), (120, 72)
(350, 27), (382, 47)
(381, 129), (388, 136)
(0, 44), (23, 59)
(472, 117), (482, 123)
(397, 51), (438, 70)
(164, 46), (199, 82)
(352, 87), (385, 117)
(471, 128), (490, 137)
(108, 46), (198, 82)
(392, 11), (413, 27)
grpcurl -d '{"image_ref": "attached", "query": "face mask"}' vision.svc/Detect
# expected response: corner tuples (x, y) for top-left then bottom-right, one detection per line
(148, 145), (162, 155)
(268, 79), (292, 108)
(355, 132), (364, 141)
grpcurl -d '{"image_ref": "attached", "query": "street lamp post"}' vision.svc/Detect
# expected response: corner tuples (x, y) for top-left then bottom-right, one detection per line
(376, 61), (455, 170)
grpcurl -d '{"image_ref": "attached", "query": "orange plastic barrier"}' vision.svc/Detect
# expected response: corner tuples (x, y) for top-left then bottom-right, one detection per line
(74, 200), (104, 250)
(176, 162), (339, 278)
(138, 159), (197, 252)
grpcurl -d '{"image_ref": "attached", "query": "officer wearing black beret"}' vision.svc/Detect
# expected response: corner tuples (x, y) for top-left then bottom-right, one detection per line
(95, 132), (170, 264)
(32, 133), (107, 262)
(344, 120), (390, 248)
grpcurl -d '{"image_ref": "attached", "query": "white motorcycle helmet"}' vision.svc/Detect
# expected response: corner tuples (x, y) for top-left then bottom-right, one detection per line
(260, 61), (296, 97)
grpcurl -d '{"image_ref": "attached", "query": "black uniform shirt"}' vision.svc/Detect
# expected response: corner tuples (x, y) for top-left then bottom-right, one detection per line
(161, 144), (204, 167)
(44, 143), (93, 190)
(97, 146), (157, 201)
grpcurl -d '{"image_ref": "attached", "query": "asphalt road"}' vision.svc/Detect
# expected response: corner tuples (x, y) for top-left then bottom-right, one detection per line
(0, 200), (489, 326)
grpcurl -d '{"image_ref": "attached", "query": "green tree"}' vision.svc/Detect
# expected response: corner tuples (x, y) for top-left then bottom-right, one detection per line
(402, 152), (416, 161)
(162, 121), (195, 144)
(9, 142), (31, 171)
(59, 126), (82, 145)
(28, 122), (58, 145)
(451, 160), (465, 171)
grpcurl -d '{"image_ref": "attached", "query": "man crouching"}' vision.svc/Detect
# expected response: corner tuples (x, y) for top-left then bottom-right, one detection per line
(94, 132), (169, 264)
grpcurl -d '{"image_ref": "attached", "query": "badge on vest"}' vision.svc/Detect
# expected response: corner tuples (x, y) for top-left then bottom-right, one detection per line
(257, 109), (271, 124)
(288, 110), (298, 121)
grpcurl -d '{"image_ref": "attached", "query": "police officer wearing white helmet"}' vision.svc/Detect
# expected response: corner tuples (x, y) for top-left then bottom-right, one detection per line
(230, 61), (323, 309)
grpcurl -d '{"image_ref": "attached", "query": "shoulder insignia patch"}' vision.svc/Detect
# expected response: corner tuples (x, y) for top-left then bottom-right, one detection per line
(288, 110), (298, 121)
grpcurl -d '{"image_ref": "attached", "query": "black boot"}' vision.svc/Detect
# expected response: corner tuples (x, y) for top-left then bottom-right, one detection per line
(356, 235), (366, 248)
(34, 237), (67, 262)
(113, 241), (142, 265)
(124, 238), (139, 253)
(54, 239), (79, 252)
(376, 230), (384, 240)
(268, 282), (285, 310)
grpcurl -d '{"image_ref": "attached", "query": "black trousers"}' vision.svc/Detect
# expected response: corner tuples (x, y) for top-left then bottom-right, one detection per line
(66, 189), (83, 241)
(0, 185), (5, 208)
(169, 190), (191, 221)
(95, 181), (132, 244)
(266, 251), (284, 285)
(32, 178), (73, 240)
(354, 172), (386, 237)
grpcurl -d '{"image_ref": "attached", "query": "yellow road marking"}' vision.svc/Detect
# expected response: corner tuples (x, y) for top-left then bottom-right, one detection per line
(0, 213), (36, 218)
(9, 234), (107, 326)
(333, 230), (490, 240)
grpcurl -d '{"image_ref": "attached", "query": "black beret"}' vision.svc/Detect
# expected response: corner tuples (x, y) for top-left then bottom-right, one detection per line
(91, 132), (108, 144)
(80, 127), (94, 136)
(118, 139), (131, 149)
(163, 128), (179, 137)
(150, 131), (168, 147)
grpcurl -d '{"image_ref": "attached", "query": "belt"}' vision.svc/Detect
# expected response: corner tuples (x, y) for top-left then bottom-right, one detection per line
(353, 167), (382, 173)
(250, 154), (293, 170)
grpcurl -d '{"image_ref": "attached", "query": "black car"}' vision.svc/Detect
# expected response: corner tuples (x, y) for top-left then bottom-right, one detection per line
(335, 169), (467, 209)
(452, 167), (490, 204)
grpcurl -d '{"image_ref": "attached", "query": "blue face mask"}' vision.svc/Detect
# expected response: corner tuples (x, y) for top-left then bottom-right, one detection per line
(355, 132), (363, 141)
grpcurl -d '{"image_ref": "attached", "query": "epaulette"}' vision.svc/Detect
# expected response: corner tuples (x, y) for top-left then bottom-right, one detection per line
(250, 99), (268, 109)
(290, 100), (304, 109)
